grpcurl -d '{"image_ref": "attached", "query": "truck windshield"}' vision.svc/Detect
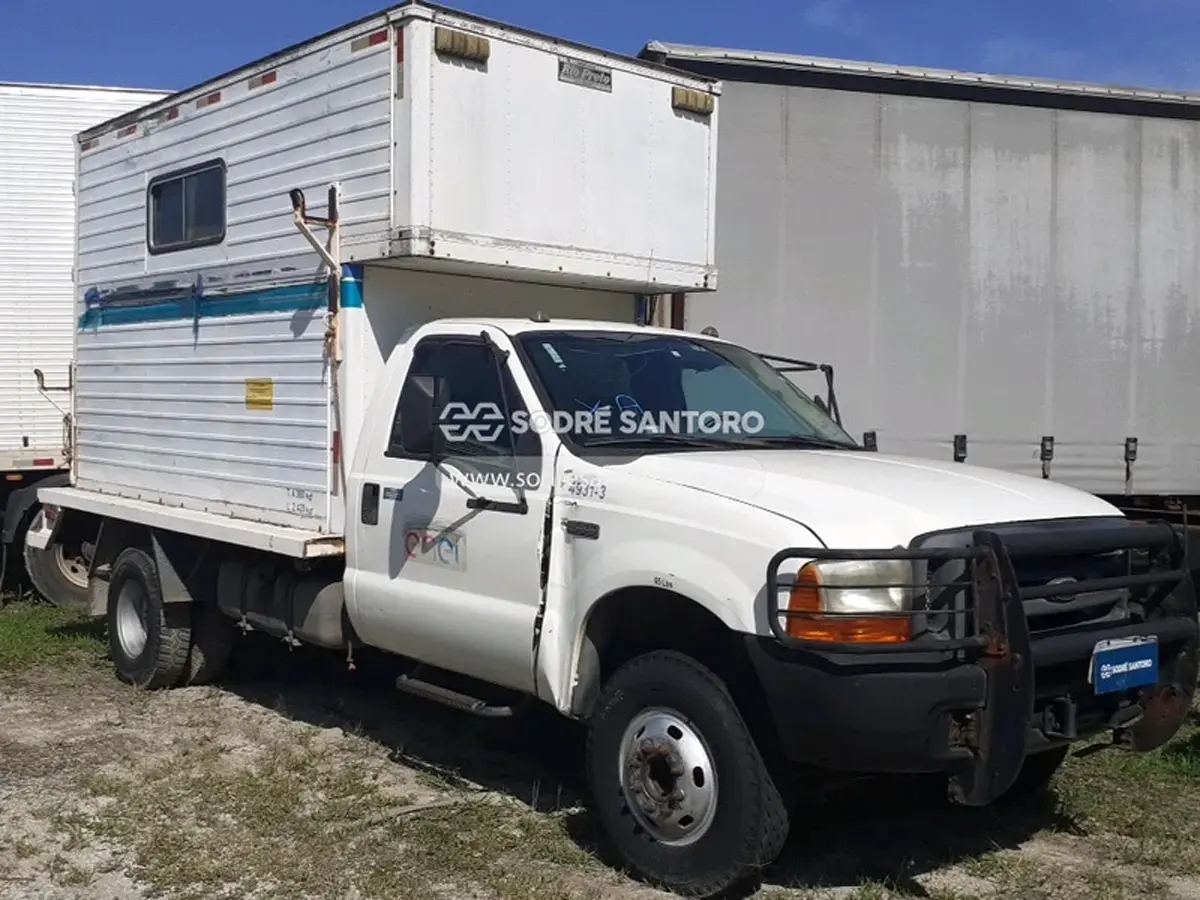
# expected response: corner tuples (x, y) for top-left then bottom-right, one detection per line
(515, 330), (859, 450)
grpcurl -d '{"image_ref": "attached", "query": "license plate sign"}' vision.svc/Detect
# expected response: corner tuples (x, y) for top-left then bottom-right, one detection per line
(1089, 636), (1159, 695)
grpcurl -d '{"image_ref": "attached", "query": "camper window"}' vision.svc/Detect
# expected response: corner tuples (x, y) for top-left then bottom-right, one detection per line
(147, 160), (227, 253)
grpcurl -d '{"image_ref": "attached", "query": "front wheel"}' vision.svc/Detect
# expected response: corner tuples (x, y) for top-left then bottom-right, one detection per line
(586, 650), (790, 898)
(919, 744), (1072, 807)
(1001, 745), (1070, 802)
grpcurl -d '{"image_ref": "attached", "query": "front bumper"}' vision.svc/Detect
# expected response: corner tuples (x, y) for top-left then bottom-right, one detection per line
(754, 517), (1199, 805)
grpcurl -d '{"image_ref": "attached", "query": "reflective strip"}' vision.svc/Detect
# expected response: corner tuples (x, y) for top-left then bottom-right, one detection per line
(350, 29), (388, 52)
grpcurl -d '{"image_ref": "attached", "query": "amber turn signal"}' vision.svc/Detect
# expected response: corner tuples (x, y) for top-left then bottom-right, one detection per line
(785, 563), (911, 644)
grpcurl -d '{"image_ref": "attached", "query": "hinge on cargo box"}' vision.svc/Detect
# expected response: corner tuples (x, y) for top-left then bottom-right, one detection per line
(1040, 436), (1054, 479)
(862, 431), (878, 452)
(1125, 437), (1139, 495)
(953, 434), (968, 463)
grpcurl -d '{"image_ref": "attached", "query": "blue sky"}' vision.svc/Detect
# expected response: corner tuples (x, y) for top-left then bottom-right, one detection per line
(4, 0), (1200, 94)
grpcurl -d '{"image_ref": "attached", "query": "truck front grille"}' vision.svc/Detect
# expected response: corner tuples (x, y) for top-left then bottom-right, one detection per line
(909, 516), (1174, 643)
(1011, 550), (1130, 633)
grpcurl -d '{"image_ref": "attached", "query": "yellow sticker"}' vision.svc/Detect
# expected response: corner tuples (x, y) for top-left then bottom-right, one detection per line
(245, 378), (274, 411)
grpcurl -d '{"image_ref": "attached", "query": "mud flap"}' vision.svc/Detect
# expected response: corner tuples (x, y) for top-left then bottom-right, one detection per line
(949, 531), (1035, 806)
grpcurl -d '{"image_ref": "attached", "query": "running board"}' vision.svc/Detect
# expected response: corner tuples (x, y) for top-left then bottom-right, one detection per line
(395, 670), (522, 718)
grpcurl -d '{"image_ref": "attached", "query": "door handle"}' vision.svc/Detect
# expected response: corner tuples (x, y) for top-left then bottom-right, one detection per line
(564, 519), (600, 539)
(361, 482), (380, 525)
(465, 496), (528, 515)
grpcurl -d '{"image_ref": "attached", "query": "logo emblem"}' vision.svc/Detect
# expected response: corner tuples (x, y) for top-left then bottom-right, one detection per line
(437, 402), (506, 443)
(1045, 575), (1078, 602)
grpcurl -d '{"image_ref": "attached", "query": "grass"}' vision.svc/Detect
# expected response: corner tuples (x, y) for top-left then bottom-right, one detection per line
(7, 589), (1200, 899)
(46, 853), (96, 889)
(1052, 715), (1200, 878)
(803, 714), (1200, 900)
(71, 737), (602, 900)
(0, 596), (106, 672)
(1, 602), (607, 898)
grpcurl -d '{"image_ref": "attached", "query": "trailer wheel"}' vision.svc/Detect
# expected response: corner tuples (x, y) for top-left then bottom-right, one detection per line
(586, 650), (790, 898)
(22, 509), (91, 610)
(106, 547), (192, 690)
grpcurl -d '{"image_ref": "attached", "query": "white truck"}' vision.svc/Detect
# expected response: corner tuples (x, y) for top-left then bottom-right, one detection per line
(29, 4), (1200, 896)
(0, 81), (166, 603)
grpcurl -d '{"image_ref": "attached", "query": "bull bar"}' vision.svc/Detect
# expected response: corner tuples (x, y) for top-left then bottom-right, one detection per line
(763, 517), (1199, 805)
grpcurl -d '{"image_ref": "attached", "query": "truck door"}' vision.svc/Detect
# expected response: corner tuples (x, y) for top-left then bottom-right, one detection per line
(348, 332), (546, 693)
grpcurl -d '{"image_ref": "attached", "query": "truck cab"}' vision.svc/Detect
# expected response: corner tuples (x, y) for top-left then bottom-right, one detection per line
(335, 314), (1198, 894)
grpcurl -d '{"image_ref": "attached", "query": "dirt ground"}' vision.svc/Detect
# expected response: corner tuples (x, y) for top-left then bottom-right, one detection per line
(3, 600), (1200, 900)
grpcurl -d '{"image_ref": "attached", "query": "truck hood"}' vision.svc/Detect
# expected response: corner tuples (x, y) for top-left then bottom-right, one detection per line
(617, 449), (1121, 548)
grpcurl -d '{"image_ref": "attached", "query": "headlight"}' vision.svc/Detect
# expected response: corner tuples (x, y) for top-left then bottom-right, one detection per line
(784, 558), (914, 644)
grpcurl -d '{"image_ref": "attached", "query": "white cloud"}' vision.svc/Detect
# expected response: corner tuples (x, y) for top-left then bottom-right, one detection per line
(980, 34), (1200, 91)
(801, 0), (875, 41)
(798, 2), (1200, 93)
(980, 36), (1088, 79)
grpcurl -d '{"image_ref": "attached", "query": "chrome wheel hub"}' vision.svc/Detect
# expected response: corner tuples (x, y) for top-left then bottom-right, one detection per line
(115, 580), (148, 658)
(618, 707), (718, 845)
(54, 542), (90, 590)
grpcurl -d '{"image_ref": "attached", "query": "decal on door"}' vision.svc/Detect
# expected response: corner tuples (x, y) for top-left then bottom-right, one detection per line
(404, 527), (466, 571)
(562, 471), (607, 500)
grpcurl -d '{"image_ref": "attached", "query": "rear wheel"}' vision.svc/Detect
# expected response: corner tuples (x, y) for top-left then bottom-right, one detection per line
(184, 600), (236, 686)
(106, 546), (192, 689)
(21, 509), (91, 610)
(587, 650), (790, 898)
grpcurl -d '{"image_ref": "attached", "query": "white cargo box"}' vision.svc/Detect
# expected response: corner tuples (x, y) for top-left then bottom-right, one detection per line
(74, 2), (720, 297)
(63, 4), (719, 551)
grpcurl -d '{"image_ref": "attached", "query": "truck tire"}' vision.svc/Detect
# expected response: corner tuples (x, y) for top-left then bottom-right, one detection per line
(106, 547), (192, 690)
(1001, 745), (1071, 802)
(586, 650), (790, 898)
(183, 601), (236, 686)
(21, 511), (90, 610)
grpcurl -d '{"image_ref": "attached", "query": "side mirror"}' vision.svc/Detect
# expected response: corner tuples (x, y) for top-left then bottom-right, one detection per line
(397, 374), (449, 459)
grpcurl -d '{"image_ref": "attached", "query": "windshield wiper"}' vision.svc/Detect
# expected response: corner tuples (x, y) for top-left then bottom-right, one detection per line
(578, 434), (860, 452)
(747, 435), (861, 450)
(579, 434), (761, 450)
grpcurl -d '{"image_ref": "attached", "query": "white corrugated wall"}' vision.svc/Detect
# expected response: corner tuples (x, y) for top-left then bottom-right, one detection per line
(689, 79), (1200, 496)
(0, 83), (165, 469)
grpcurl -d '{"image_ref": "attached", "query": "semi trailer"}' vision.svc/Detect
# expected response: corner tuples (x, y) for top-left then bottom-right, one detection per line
(640, 42), (1200, 534)
(0, 82), (167, 604)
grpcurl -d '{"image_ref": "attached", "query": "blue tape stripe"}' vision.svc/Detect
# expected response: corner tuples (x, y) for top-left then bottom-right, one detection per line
(342, 264), (364, 309)
(77, 265), (364, 329)
(77, 282), (325, 330)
